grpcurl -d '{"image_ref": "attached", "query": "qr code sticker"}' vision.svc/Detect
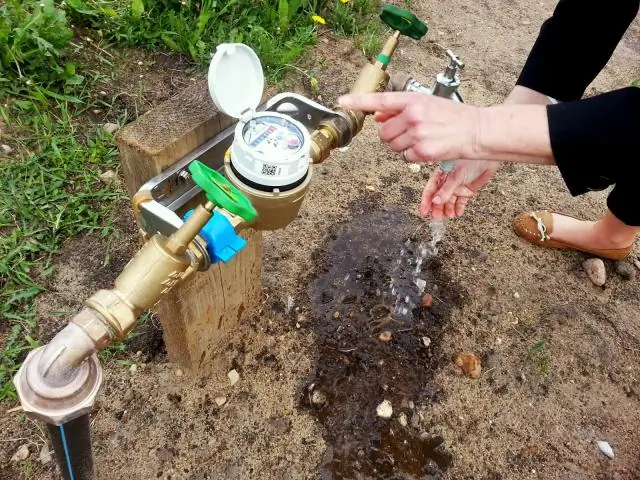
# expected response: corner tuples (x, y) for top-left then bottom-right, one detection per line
(261, 164), (278, 176)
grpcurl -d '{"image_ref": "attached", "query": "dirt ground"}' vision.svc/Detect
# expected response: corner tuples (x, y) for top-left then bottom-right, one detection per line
(2, 1), (640, 479)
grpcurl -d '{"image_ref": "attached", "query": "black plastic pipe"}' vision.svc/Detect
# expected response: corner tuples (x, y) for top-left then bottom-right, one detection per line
(46, 414), (94, 480)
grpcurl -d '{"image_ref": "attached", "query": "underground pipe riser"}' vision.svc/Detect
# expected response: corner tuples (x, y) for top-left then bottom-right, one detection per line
(47, 413), (95, 480)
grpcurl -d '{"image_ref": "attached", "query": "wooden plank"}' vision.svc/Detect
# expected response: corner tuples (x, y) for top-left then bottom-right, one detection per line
(116, 78), (262, 370)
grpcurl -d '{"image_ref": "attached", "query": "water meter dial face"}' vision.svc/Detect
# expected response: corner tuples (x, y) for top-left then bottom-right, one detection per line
(230, 112), (311, 189)
(242, 115), (306, 160)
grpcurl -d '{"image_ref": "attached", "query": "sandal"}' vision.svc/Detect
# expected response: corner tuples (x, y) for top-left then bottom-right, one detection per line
(513, 210), (634, 261)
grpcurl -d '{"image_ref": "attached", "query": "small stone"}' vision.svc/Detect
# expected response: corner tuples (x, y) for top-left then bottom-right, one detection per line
(129, 363), (137, 374)
(379, 331), (393, 342)
(421, 294), (433, 308)
(453, 352), (482, 379)
(333, 311), (341, 320)
(365, 185), (376, 192)
(123, 389), (135, 402)
(102, 122), (119, 135)
(597, 440), (614, 459)
(341, 293), (357, 304)
(583, 258), (606, 286)
(38, 444), (52, 464)
(311, 389), (327, 406)
(99, 170), (117, 184)
(99, 90), (107, 96)
(11, 444), (30, 462)
(615, 261), (636, 281)
(1, 144), (13, 154)
(228, 369), (240, 386)
(214, 396), (227, 407)
(398, 412), (408, 427)
(422, 336), (432, 348)
(410, 413), (420, 428)
(376, 399), (393, 419)
(513, 292), (520, 299)
(174, 368), (184, 377)
(408, 164), (421, 173)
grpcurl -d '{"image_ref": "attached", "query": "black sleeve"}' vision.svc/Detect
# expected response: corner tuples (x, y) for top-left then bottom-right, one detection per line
(516, 0), (639, 101)
(547, 87), (640, 195)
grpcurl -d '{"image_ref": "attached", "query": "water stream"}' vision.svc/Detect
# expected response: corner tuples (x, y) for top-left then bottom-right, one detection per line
(391, 220), (446, 318)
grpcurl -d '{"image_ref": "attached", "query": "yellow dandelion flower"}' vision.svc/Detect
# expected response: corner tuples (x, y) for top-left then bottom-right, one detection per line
(312, 15), (326, 25)
(339, 0), (350, 3)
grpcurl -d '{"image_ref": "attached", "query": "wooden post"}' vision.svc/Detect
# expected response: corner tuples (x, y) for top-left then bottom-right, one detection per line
(116, 78), (262, 370)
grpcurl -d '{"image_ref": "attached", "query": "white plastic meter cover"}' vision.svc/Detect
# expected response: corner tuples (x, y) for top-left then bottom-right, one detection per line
(208, 43), (311, 189)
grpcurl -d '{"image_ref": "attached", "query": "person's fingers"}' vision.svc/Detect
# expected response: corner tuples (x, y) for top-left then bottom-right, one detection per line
(373, 112), (394, 122)
(454, 196), (469, 217)
(338, 92), (414, 114)
(430, 204), (445, 221)
(419, 173), (444, 216)
(432, 166), (464, 206)
(378, 116), (409, 143)
(444, 200), (456, 218)
(468, 167), (498, 192)
(388, 130), (417, 154)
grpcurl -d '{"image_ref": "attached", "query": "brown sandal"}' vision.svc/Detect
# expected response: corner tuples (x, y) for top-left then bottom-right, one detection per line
(513, 210), (634, 261)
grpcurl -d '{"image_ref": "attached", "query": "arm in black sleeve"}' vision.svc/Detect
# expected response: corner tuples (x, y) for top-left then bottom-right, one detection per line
(547, 86), (640, 195)
(516, 0), (639, 101)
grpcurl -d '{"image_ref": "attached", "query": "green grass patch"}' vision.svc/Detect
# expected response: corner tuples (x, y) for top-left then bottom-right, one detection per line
(528, 341), (550, 377)
(0, 92), (126, 400)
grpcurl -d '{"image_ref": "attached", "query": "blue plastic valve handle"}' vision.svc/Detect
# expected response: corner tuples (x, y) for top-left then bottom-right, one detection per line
(183, 210), (247, 264)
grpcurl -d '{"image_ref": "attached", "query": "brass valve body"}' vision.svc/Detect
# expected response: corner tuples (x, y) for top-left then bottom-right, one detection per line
(224, 156), (312, 231)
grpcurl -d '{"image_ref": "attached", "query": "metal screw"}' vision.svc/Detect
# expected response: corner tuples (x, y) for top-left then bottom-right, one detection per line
(177, 170), (191, 183)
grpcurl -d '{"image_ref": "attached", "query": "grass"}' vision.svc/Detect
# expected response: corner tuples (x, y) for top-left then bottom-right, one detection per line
(528, 341), (550, 377)
(0, 93), (126, 400)
(0, 0), (382, 402)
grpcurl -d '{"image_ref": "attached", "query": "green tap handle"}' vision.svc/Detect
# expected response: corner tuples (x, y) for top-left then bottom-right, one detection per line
(380, 4), (428, 40)
(188, 160), (257, 222)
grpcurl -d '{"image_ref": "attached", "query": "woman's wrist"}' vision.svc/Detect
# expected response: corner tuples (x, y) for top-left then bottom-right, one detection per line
(472, 104), (554, 165)
(504, 85), (552, 106)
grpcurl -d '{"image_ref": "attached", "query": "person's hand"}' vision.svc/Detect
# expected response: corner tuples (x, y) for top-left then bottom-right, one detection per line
(416, 86), (553, 220)
(421, 160), (501, 220)
(338, 92), (480, 164)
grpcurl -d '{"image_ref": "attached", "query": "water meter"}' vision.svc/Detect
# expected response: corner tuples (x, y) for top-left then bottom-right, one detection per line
(208, 43), (311, 191)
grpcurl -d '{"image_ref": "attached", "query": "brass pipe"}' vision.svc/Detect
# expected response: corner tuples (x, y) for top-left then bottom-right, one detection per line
(14, 197), (223, 426)
(164, 201), (215, 254)
(310, 31), (400, 164)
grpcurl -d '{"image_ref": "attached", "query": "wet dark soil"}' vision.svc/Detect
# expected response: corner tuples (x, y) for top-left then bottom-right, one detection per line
(305, 206), (465, 479)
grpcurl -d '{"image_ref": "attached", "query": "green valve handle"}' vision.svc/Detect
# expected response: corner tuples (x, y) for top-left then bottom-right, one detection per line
(380, 4), (428, 40)
(188, 160), (257, 222)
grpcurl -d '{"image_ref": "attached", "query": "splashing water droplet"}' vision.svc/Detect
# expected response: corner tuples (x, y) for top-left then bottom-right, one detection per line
(389, 220), (447, 317)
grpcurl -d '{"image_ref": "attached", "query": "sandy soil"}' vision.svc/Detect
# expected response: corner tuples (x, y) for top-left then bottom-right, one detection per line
(2, 1), (640, 479)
